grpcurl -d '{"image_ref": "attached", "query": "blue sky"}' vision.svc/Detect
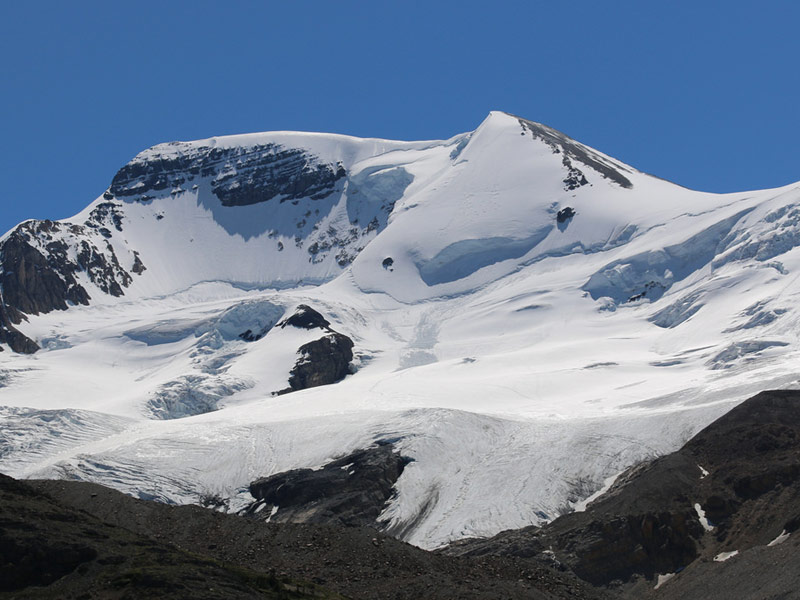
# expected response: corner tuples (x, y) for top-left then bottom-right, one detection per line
(2, 1), (799, 235)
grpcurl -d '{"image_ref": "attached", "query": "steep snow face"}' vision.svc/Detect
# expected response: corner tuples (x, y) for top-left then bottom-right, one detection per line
(75, 130), (456, 298)
(349, 111), (741, 302)
(3, 112), (800, 549)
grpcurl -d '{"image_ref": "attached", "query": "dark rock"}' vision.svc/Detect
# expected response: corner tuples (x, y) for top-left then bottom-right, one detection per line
(76, 240), (130, 297)
(557, 207), (576, 223)
(283, 332), (354, 393)
(0, 224), (90, 318)
(517, 117), (633, 189)
(86, 201), (124, 232)
(131, 251), (146, 275)
(0, 474), (336, 599)
(279, 304), (331, 330)
(562, 157), (589, 191)
(626, 280), (666, 303)
(110, 143), (346, 207)
(274, 305), (355, 394)
(0, 532), (98, 591)
(0, 297), (38, 353)
(247, 444), (412, 528)
(0, 219), (135, 352)
(382, 257), (394, 270)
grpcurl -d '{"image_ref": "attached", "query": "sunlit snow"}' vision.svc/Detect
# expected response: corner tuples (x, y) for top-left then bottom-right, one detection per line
(3, 112), (800, 549)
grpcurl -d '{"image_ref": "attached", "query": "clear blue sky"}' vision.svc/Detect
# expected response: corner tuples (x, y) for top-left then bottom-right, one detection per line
(2, 1), (799, 235)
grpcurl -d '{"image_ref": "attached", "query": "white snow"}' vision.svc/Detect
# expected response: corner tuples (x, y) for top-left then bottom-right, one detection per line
(695, 503), (715, 532)
(713, 550), (739, 562)
(572, 472), (621, 512)
(698, 464), (710, 479)
(265, 505), (279, 523)
(768, 530), (791, 546)
(654, 572), (675, 589)
(3, 111), (800, 548)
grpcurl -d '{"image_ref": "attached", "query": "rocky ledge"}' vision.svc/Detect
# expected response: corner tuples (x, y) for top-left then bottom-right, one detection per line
(275, 305), (355, 394)
(110, 142), (346, 206)
(246, 443), (412, 529)
(0, 213), (141, 353)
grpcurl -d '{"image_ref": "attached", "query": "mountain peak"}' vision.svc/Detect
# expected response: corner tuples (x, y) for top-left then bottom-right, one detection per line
(3, 113), (800, 556)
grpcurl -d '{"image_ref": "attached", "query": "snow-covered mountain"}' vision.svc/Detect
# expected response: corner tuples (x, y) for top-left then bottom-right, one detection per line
(2, 111), (800, 549)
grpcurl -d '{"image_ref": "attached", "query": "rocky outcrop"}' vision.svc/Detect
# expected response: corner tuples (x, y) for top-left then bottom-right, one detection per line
(275, 305), (355, 394)
(0, 297), (37, 353)
(0, 213), (143, 353)
(517, 117), (633, 189)
(0, 223), (91, 317)
(563, 160), (590, 191)
(557, 207), (576, 223)
(246, 443), (412, 528)
(110, 142), (346, 206)
(285, 333), (354, 392)
(278, 304), (331, 330)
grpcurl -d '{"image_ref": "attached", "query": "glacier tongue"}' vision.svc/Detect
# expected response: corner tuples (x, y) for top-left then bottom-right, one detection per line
(2, 112), (800, 548)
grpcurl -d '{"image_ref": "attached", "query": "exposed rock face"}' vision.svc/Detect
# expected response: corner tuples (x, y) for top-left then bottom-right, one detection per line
(563, 161), (590, 191)
(246, 443), (412, 528)
(276, 304), (355, 394)
(86, 201), (125, 232)
(110, 142), (346, 206)
(131, 251), (146, 275)
(557, 207), (576, 223)
(0, 217), (141, 353)
(517, 117), (633, 189)
(0, 298), (37, 353)
(0, 223), (90, 317)
(446, 390), (800, 591)
(286, 333), (354, 392)
(0, 197), (146, 354)
(278, 304), (331, 330)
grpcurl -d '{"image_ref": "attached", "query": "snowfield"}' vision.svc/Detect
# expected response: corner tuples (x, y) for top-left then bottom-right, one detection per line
(2, 111), (800, 549)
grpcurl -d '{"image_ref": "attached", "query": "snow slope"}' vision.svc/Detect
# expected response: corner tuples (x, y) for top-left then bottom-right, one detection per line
(2, 111), (800, 549)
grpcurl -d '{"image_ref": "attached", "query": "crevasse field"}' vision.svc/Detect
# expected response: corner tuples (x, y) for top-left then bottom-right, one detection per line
(2, 111), (800, 549)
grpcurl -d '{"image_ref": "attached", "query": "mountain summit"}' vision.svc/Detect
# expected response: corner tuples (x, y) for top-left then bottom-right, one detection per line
(0, 112), (650, 351)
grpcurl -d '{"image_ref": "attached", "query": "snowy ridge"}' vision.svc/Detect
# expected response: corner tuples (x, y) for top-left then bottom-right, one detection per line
(2, 111), (800, 548)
